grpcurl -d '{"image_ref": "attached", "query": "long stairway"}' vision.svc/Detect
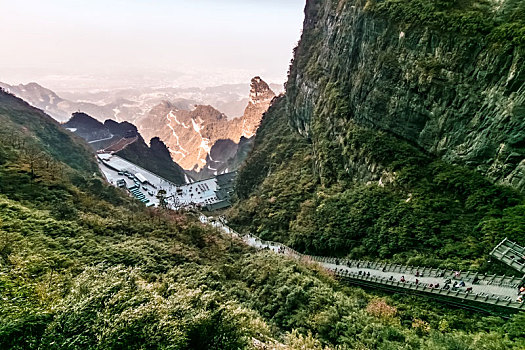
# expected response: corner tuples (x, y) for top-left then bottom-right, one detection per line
(201, 216), (525, 315)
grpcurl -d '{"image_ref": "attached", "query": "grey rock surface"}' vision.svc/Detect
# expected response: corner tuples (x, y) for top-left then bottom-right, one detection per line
(287, 0), (524, 191)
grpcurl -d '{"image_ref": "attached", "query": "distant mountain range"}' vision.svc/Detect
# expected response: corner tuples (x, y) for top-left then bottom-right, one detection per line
(1, 77), (278, 179)
(0, 81), (282, 123)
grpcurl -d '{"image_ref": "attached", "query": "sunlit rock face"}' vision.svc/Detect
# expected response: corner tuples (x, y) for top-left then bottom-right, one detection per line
(137, 77), (275, 170)
(239, 76), (276, 138)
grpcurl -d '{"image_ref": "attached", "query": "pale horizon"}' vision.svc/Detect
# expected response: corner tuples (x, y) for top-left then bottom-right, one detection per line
(0, 0), (305, 92)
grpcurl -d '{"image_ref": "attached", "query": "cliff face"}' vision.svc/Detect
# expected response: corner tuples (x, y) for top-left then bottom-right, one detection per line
(287, 0), (525, 191)
(138, 77), (275, 170)
(229, 0), (525, 269)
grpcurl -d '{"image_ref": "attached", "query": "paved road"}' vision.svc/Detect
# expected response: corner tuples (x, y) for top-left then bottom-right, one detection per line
(201, 216), (521, 301)
(88, 134), (115, 143)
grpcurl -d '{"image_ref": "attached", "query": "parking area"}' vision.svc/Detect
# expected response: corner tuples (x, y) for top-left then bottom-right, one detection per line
(97, 153), (226, 209)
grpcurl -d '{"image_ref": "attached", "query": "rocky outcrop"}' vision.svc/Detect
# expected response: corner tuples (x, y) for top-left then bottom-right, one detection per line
(286, 0), (525, 191)
(138, 104), (231, 170)
(63, 112), (112, 142)
(238, 77), (276, 138)
(63, 112), (187, 184)
(137, 77), (275, 170)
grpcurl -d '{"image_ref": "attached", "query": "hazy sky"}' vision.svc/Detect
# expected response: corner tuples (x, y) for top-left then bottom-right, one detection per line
(0, 0), (305, 91)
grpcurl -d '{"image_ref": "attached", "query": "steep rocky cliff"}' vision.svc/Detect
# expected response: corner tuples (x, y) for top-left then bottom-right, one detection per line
(137, 77), (275, 170)
(287, 0), (524, 191)
(238, 77), (276, 138)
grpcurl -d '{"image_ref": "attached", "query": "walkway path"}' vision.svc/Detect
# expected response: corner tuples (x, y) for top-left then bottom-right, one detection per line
(491, 238), (525, 274)
(200, 215), (525, 313)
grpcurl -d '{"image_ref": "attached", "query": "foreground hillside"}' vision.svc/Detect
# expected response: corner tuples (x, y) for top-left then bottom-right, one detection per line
(1, 91), (524, 348)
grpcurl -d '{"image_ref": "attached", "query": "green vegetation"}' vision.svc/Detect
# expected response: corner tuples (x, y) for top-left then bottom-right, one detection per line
(367, 0), (525, 48)
(1, 88), (524, 348)
(229, 91), (524, 273)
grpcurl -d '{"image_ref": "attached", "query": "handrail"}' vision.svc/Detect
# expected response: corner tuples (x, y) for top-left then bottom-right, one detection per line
(490, 238), (525, 274)
(200, 215), (524, 312)
(334, 269), (522, 310)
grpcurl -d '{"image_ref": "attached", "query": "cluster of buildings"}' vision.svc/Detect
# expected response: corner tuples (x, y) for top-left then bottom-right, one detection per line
(96, 153), (235, 211)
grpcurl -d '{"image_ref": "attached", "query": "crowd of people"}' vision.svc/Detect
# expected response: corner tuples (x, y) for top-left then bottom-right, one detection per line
(352, 270), (475, 294)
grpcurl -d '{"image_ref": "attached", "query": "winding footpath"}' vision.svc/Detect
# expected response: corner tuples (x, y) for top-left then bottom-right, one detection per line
(200, 215), (525, 314)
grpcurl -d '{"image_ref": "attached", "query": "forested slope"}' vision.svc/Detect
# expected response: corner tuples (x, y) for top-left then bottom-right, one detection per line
(229, 0), (525, 273)
(2, 88), (524, 348)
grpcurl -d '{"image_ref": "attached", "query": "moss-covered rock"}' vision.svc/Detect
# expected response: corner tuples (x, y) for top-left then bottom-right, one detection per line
(287, 0), (525, 191)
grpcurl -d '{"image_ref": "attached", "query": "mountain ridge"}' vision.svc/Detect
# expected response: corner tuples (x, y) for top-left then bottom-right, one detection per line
(63, 112), (187, 184)
(0, 80), (283, 124)
(137, 76), (275, 171)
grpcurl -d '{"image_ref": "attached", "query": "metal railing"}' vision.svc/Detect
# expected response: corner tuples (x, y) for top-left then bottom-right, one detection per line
(333, 269), (524, 311)
(200, 215), (524, 312)
(302, 256), (523, 289)
(491, 238), (525, 274)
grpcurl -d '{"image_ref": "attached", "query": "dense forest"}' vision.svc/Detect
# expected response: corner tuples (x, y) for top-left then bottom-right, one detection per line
(1, 86), (525, 348)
